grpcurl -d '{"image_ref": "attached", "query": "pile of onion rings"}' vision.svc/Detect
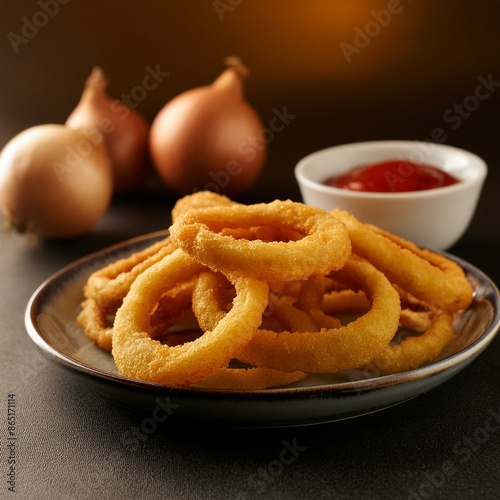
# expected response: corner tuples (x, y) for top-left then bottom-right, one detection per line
(77, 191), (474, 389)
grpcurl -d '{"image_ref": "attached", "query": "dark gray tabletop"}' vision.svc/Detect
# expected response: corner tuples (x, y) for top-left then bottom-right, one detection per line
(1, 1), (500, 499)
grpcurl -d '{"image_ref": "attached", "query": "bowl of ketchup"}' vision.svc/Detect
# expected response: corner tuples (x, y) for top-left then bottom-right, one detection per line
(295, 141), (487, 250)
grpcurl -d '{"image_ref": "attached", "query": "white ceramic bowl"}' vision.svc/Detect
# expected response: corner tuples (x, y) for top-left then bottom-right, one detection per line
(295, 141), (487, 250)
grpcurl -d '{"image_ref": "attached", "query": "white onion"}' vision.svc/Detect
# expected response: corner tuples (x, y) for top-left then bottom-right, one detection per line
(0, 124), (113, 239)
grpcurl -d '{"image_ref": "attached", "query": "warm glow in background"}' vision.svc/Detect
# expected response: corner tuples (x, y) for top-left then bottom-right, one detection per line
(1, 0), (499, 186)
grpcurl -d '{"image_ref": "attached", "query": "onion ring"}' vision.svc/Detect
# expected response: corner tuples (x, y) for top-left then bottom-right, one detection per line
(229, 257), (400, 373)
(171, 191), (237, 221)
(365, 312), (454, 375)
(295, 276), (342, 329)
(268, 293), (318, 333)
(77, 279), (195, 351)
(77, 192), (471, 387)
(191, 271), (318, 335)
(190, 271), (307, 389)
(169, 200), (351, 281)
(77, 298), (114, 351)
(84, 237), (177, 312)
(112, 249), (269, 386)
(192, 367), (306, 390)
(322, 289), (371, 315)
(331, 209), (473, 312)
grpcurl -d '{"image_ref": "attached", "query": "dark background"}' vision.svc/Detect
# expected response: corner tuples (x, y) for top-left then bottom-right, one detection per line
(1, 0), (499, 216)
(1, 2), (500, 499)
(2, 0), (499, 276)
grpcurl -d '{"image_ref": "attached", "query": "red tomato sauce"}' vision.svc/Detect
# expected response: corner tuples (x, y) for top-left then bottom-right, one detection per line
(324, 160), (460, 193)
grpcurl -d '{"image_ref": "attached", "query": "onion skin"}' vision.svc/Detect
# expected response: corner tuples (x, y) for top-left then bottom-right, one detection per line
(150, 59), (266, 196)
(0, 124), (113, 239)
(66, 67), (150, 193)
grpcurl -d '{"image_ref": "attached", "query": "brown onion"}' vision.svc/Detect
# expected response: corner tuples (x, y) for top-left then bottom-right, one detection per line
(0, 124), (113, 239)
(66, 67), (150, 193)
(149, 57), (266, 196)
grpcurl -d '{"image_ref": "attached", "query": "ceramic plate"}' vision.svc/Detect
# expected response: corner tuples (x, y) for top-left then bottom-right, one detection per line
(25, 232), (500, 427)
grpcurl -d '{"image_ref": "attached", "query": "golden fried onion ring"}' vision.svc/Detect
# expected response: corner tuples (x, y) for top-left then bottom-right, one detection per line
(192, 367), (306, 390)
(76, 192), (474, 387)
(332, 209), (473, 312)
(77, 279), (195, 352)
(170, 200), (351, 281)
(190, 271), (307, 389)
(366, 312), (454, 375)
(226, 257), (400, 373)
(84, 238), (177, 311)
(112, 249), (269, 386)
(295, 276), (342, 329)
(192, 271), (318, 335)
(171, 191), (237, 222)
(77, 298), (114, 351)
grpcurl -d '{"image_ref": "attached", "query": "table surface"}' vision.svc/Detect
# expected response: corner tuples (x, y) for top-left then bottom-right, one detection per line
(1, 151), (500, 500)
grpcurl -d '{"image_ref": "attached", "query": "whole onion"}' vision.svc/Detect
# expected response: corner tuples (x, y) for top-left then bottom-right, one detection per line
(0, 124), (113, 239)
(150, 57), (266, 196)
(66, 67), (150, 193)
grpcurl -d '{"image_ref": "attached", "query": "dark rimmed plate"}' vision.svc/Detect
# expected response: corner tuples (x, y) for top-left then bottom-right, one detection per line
(25, 231), (500, 427)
